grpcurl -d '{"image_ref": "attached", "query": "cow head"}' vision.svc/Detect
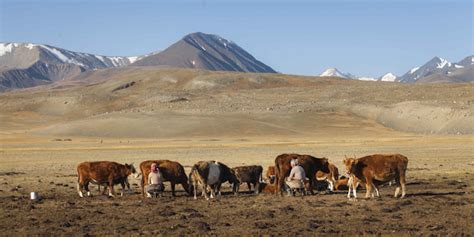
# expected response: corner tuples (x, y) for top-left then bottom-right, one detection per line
(228, 169), (241, 194)
(125, 163), (140, 179)
(319, 157), (330, 174)
(342, 155), (357, 175)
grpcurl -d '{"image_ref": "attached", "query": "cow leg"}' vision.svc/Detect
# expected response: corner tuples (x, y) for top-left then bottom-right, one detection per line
(399, 170), (407, 198)
(234, 182), (240, 195)
(309, 176), (315, 195)
(171, 181), (176, 197)
(372, 183), (380, 197)
(193, 181), (198, 200)
(77, 179), (84, 198)
(365, 180), (373, 199)
(203, 183), (209, 200)
(108, 179), (114, 197)
(120, 182), (126, 197)
(328, 179), (335, 192)
(247, 182), (252, 191)
(84, 182), (92, 197)
(255, 181), (260, 194)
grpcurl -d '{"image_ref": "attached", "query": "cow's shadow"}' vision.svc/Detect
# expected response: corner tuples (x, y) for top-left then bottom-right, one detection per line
(407, 191), (467, 197)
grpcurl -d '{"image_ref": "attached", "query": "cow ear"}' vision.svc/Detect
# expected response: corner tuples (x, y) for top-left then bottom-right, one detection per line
(125, 163), (129, 166)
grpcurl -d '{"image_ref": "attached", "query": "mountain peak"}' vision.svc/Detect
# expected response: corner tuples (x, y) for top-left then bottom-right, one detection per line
(379, 72), (397, 82)
(133, 32), (276, 73)
(320, 68), (349, 78)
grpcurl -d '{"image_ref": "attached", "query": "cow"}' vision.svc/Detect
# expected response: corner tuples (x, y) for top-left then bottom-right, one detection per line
(188, 161), (239, 200)
(315, 162), (339, 191)
(76, 161), (138, 197)
(274, 153), (330, 196)
(97, 176), (131, 195)
(266, 166), (276, 184)
(259, 182), (277, 194)
(139, 160), (189, 197)
(232, 165), (263, 194)
(342, 154), (408, 199)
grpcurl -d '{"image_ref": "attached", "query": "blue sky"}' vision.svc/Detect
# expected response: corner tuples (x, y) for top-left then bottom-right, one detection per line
(1, 0), (472, 77)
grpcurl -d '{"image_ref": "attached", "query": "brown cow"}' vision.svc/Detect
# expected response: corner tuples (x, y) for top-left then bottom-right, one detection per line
(189, 161), (239, 200)
(232, 165), (263, 194)
(266, 166), (276, 184)
(259, 182), (276, 194)
(315, 162), (339, 191)
(77, 161), (138, 197)
(139, 160), (189, 197)
(274, 153), (330, 196)
(343, 154), (408, 199)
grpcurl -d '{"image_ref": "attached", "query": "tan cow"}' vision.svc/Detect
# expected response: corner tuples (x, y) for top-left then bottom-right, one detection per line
(343, 154), (408, 199)
(266, 166), (276, 184)
(76, 161), (138, 197)
(315, 162), (339, 191)
(139, 160), (189, 197)
(274, 153), (330, 196)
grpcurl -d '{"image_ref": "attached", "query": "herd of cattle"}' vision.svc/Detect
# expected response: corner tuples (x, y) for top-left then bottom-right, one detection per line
(76, 153), (408, 200)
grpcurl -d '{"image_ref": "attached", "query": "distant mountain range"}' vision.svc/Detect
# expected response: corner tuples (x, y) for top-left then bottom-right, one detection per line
(0, 43), (142, 91)
(0, 32), (276, 92)
(0, 32), (472, 92)
(320, 56), (473, 83)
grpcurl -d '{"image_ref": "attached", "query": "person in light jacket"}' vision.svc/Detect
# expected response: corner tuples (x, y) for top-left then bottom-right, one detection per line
(146, 163), (164, 197)
(285, 159), (306, 196)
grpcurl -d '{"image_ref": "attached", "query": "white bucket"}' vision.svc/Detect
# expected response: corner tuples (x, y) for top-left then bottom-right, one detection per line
(30, 192), (38, 200)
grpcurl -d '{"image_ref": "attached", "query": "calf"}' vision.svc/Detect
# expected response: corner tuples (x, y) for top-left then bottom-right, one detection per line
(139, 160), (189, 197)
(77, 161), (138, 197)
(232, 165), (263, 194)
(274, 153), (330, 196)
(266, 166), (276, 184)
(315, 162), (339, 191)
(343, 154), (408, 199)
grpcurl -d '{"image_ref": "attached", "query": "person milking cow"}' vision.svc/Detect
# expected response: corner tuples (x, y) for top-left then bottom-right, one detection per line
(146, 163), (164, 198)
(285, 158), (307, 196)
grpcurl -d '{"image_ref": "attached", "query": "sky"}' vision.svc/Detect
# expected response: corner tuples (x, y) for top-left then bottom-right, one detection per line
(0, 0), (472, 77)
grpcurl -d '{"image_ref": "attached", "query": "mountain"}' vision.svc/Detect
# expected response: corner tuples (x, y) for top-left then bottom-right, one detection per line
(379, 72), (398, 82)
(0, 43), (138, 91)
(133, 32), (276, 73)
(319, 68), (379, 81)
(396, 56), (473, 83)
(319, 68), (352, 78)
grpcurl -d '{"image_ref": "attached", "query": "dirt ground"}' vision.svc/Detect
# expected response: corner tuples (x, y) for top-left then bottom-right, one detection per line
(1, 134), (473, 236)
(0, 69), (473, 235)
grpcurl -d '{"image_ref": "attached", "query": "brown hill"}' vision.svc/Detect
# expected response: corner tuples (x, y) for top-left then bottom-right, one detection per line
(0, 68), (472, 138)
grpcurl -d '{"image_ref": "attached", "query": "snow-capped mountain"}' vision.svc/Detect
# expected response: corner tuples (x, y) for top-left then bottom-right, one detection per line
(0, 43), (142, 91)
(319, 55), (472, 84)
(319, 68), (379, 81)
(133, 32), (276, 73)
(396, 56), (465, 83)
(379, 72), (398, 82)
(319, 68), (352, 78)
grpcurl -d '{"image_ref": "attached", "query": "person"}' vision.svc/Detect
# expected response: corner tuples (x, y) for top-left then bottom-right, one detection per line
(146, 163), (164, 197)
(285, 159), (307, 196)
